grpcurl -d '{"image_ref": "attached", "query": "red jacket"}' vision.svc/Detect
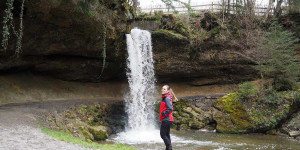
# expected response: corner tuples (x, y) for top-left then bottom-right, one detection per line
(159, 92), (174, 122)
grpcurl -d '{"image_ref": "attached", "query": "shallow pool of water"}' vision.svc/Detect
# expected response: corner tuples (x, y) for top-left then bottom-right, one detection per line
(109, 129), (300, 150)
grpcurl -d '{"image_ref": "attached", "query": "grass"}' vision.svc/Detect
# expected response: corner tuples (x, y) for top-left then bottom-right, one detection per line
(40, 127), (136, 150)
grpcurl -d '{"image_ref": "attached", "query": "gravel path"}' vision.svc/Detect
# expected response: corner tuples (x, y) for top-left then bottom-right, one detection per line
(0, 125), (90, 150)
(0, 101), (109, 150)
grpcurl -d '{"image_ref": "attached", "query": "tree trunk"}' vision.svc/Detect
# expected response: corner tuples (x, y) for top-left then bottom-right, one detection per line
(227, 0), (231, 14)
(274, 0), (284, 17)
(132, 0), (137, 15)
(264, 0), (274, 21)
(246, 0), (254, 16)
(222, 0), (226, 23)
(288, 0), (291, 13)
(186, 0), (191, 25)
(243, 0), (247, 14)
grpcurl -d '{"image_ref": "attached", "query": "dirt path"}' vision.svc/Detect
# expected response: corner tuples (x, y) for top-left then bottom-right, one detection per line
(0, 99), (122, 150)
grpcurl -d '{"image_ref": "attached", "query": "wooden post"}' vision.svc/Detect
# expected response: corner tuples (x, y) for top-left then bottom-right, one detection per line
(186, 0), (191, 25)
(212, 2), (214, 12)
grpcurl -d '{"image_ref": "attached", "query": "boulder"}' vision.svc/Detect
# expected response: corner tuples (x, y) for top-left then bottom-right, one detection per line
(212, 93), (253, 133)
(280, 111), (300, 138)
(88, 125), (109, 141)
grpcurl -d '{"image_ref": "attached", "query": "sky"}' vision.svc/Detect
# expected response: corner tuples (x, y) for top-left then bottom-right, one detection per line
(138, 0), (270, 8)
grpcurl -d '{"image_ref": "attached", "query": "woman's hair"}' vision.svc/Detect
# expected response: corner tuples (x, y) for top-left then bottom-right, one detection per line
(163, 85), (178, 102)
(163, 85), (170, 90)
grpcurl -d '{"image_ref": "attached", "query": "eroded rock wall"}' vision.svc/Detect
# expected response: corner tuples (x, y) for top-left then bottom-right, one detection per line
(0, 0), (130, 81)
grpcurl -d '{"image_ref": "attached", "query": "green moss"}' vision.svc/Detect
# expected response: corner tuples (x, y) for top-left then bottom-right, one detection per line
(190, 119), (205, 129)
(174, 21), (189, 36)
(173, 99), (188, 113)
(79, 126), (93, 140)
(266, 129), (277, 135)
(213, 93), (253, 133)
(237, 82), (258, 102)
(74, 0), (97, 17)
(88, 127), (107, 140)
(213, 93), (239, 113)
(155, 29), (187, 40)
(209, 26), (221, 36)
(64, 110), (75, 119)
(180, 124), (189, 130)
(173, 111), (180, 118)
(41, 126), (136, 150)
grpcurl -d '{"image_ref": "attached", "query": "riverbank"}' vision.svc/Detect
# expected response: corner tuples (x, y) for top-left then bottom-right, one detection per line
(0, 99), (299, 150)
(0, 98), (136, 150)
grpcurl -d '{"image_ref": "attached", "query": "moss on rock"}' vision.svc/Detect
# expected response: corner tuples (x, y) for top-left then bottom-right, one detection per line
(45, 102), (124, 141)
(88, 126), (108, 141)
(154, 29), (188, 41)
(213, 93), (253, 133)
(172, 98), (215, 130)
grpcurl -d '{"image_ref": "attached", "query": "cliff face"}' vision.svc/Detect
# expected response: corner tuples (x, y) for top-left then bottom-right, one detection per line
(1, 1), (297, 84)
(0, 1), (259, 84)
(0, 0), (130, 81)
(152, 30), (258, 84)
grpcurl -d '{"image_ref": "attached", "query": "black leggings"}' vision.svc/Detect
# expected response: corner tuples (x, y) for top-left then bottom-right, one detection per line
(160, 121), (172, 150)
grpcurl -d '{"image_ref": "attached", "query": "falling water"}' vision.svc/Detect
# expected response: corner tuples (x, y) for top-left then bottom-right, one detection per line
(124, 28), (156, 131)
(112, 28), (160, 143)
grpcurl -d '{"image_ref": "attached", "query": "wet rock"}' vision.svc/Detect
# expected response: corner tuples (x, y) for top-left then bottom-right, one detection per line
(190, 105), (203, 114)
(78, 125), (94, 140)
(190, 120), (205, 129)
(266, 129), (277, 135)
(289, 131), (300, 137)
(280, 111), (300, 139)
(179, 124), (189, 130)
(88, 125), (109, 141)
(212, 93), (253, 133)
(171, 95), (221, 130)
(213, 109), (234, 133)
(183, 107), (200, 118)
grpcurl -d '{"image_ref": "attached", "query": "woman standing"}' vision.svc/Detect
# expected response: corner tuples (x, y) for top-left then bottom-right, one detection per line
(160, 85), (174, 150)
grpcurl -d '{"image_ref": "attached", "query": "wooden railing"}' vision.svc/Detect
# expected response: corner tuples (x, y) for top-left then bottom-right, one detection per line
(140, 3), (276, 16)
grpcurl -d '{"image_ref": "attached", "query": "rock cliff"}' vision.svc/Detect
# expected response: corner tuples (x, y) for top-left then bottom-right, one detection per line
(0, 1), (262, 84)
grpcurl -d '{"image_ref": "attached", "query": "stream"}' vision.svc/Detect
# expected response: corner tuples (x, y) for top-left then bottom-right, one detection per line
(109, 129), (300, 150)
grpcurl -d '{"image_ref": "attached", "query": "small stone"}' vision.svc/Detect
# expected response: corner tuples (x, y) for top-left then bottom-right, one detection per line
(266, 129), (277, 135)
(190, 120), (205, 129)
(289, 131), (300, 137)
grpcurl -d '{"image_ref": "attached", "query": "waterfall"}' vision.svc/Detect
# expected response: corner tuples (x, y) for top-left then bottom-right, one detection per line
(125, 28), (156, 131)
(112, 28), (161, 144)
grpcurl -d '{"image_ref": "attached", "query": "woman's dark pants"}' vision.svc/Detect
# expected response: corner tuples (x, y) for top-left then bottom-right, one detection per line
(160, 121), (172, 150)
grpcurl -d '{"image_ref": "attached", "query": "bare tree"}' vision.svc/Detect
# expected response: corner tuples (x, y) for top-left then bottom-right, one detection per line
(274, 0), (284, 17)
(131, 0), (138, 15)
(220, 0), (226, 23)
(161, 0), (193, 25)
(264, 0), (274, 21)
(186, 0), (191, 25)
(227, 0), (231, 14)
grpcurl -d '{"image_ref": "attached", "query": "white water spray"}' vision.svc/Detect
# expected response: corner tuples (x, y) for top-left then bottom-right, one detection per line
(112, 28), (159, 143)
(124, 28), (156, 130)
